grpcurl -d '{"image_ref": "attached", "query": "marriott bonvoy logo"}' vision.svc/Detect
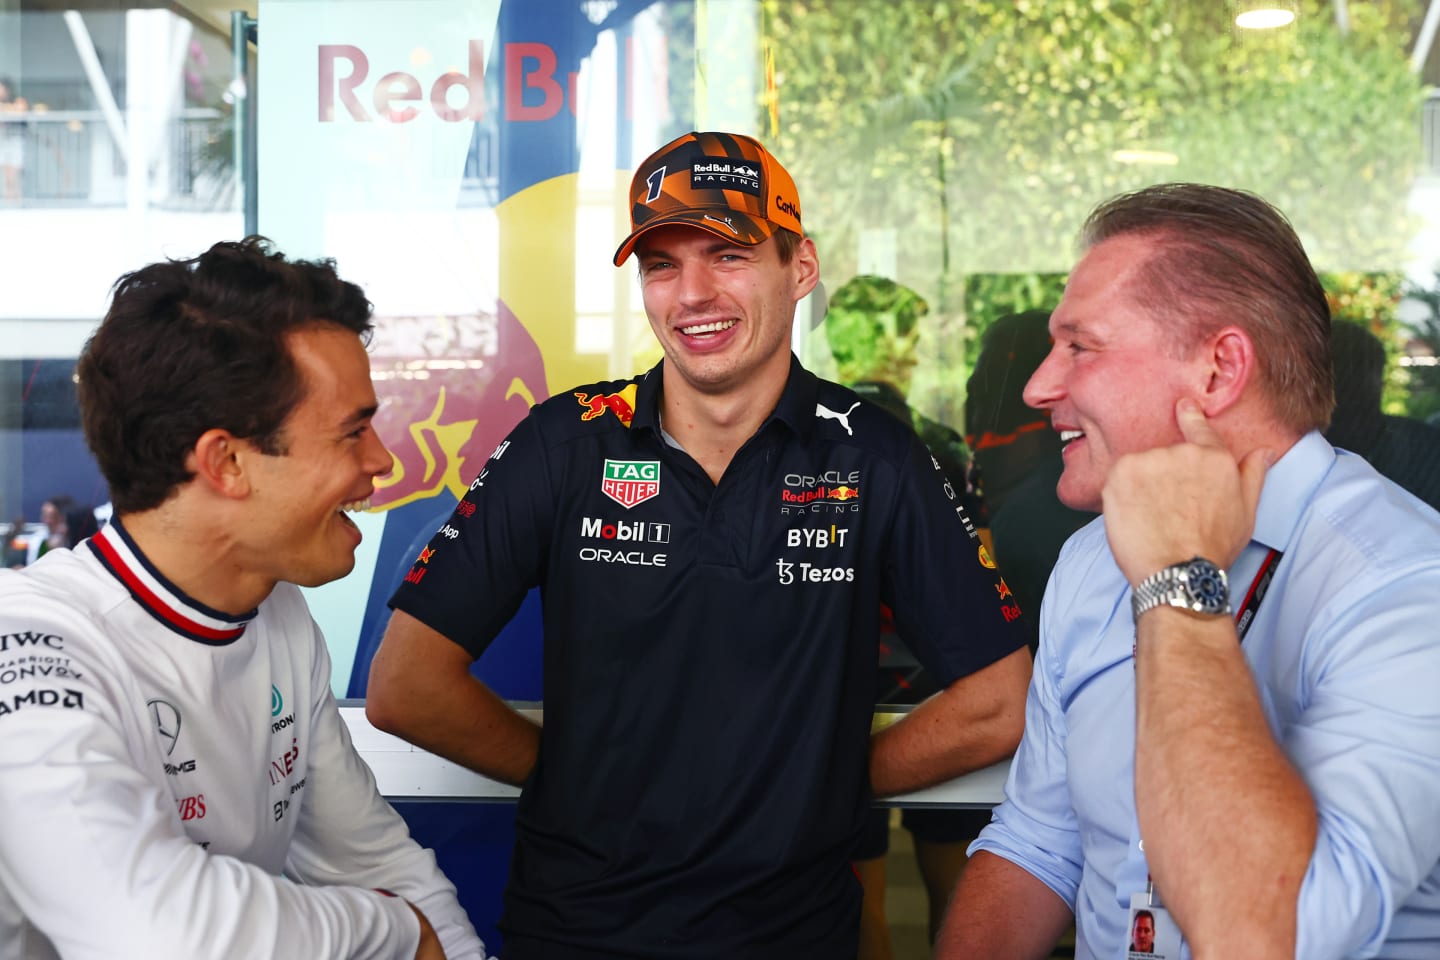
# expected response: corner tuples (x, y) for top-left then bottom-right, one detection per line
(601, 460), (660, 509)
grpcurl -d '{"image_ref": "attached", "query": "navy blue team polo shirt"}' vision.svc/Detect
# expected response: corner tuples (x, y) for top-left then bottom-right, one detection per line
(390, 355), (1025, 960)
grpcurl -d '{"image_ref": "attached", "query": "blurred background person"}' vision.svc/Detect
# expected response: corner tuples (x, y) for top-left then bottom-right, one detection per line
(4, 515), (29, 568)
(826, 275), (973, 494)
(28, 494), (74, 565)
(965, 310), (1096, 653)
(1325, 321), (1440, 512)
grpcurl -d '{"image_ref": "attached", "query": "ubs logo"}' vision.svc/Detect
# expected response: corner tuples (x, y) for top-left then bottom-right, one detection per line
(148, 698), (181, 756)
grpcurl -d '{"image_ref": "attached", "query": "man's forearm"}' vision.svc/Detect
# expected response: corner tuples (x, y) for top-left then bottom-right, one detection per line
(373, 673), (539, 787)
(367, 612), (541, 787)
(869, 647), (1029, 797)
(1134, 608), (1316, 959)
(934, 850), (1073, 959)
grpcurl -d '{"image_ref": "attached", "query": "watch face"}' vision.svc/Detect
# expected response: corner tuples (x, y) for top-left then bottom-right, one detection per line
(1185, 559), (1228, 613)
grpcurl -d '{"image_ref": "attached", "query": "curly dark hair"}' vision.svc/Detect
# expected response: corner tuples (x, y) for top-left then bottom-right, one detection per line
(77, 236), (373, 514)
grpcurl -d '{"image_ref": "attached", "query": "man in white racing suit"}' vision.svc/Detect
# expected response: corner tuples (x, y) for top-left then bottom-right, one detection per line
(0, 238), (487, 960)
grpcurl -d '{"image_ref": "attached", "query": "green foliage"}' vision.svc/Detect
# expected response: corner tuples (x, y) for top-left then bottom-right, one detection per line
(765, 0), (1421, 280)
(963, 273), (1069, 346)
(761, 0), (1425, 424)
(823, 275), (929, 385)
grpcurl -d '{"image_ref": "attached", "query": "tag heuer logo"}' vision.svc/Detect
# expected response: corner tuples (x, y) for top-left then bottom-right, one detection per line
(602, 459), (660, 509)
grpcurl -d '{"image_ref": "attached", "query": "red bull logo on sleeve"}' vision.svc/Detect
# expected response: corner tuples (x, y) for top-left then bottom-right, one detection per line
(575, 384), (638, 427)
(601, 459), (660, 509)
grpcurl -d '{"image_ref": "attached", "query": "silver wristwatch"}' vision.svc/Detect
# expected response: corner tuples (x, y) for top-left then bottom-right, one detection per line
(1131, 557), (1231, 620)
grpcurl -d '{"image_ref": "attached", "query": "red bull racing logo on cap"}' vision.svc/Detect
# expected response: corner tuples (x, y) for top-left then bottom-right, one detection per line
(602, 459), (660, 509)
(575, 384), (637, 427)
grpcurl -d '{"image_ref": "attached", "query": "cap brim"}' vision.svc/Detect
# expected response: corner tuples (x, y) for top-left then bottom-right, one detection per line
(612, 209), (778, 266)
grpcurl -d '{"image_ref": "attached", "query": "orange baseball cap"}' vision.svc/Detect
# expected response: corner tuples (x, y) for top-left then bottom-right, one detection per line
(612, 131), (804, 266)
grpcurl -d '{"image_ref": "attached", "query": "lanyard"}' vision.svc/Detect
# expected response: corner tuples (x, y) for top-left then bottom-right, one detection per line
(1233, 547), (1282, 642)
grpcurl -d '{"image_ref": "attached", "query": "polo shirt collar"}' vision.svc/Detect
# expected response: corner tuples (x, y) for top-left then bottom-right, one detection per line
(630, 362), (665, 437)
(769, 355), (822, 440)
(88, 517), (257, 645)
(1253, 430), (1334, 551)
(629, 354), (821, 441)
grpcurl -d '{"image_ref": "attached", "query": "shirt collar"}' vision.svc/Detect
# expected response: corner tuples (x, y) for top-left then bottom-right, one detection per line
(630, 362), (664, 436)
(1253, 430), (1335, 551)
(88, 518), (257, 645)
(770, 355), (822, 440)
(629, 354), (821, 441)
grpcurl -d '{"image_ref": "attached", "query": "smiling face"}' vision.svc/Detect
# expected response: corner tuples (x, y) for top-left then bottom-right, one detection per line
(1022, 234), (1207, 512)
(240, 323), (392, 589)
(636, 224), (817, 404)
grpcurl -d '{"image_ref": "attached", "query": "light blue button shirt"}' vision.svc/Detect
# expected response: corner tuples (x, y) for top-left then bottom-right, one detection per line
(971, 432), (1440, 960)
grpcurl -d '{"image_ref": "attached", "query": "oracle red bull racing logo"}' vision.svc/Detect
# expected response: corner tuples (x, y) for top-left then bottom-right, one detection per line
(575, 384), (637, 427)
(780, 469), (862, 515)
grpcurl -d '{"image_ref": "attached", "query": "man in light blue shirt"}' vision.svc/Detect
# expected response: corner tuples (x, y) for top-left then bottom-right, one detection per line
(936, 183), (1440, 960)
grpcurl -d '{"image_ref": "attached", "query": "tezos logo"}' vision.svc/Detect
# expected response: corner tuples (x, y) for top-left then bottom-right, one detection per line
(776, 558), (854, 585)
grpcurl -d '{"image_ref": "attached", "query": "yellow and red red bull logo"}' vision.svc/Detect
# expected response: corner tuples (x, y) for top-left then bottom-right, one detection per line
(575, 384), (638, 427)
(780, 484), (861, 507)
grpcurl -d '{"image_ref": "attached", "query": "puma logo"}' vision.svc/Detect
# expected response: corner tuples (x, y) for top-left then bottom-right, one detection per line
(702, 214), (738, 234)
(816, 401), (861, 436)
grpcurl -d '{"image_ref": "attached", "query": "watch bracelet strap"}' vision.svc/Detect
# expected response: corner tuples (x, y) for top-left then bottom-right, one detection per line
(1131, 561), (1232, 619)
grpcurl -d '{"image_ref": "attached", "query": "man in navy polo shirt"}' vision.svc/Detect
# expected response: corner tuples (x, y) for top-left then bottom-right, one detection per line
(367, 131), (1032, 959)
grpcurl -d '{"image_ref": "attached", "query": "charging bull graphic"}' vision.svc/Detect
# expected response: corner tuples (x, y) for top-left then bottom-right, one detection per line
(369, 305), (547, 511)
(349, 300), (549, 697)
(574, 384), (638, 426)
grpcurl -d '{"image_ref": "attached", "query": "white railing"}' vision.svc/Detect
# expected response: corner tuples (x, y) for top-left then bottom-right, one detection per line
(0, 108), (231, 208)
